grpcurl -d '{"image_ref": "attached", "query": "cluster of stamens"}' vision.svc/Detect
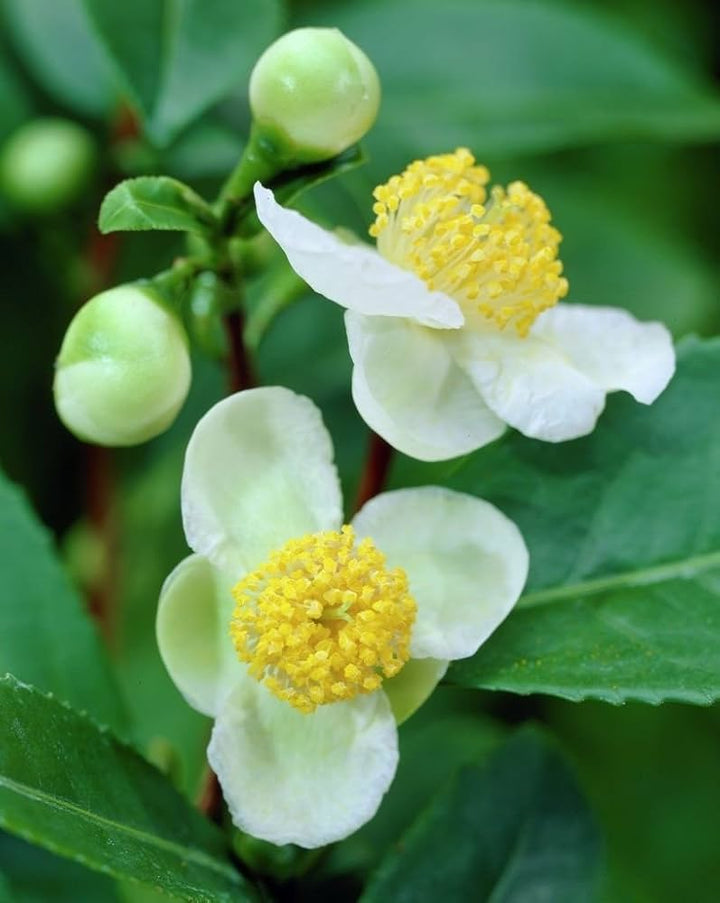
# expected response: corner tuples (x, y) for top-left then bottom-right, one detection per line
(230, 526), (416, 713)
(369, 148), (568, 336)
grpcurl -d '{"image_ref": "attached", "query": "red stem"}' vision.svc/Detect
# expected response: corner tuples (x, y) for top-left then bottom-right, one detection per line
(355, 432), (394, 512)
(224, 309), (256, 392)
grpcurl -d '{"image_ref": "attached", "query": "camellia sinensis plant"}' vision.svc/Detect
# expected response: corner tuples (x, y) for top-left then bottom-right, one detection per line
(7, 8), (711, 898)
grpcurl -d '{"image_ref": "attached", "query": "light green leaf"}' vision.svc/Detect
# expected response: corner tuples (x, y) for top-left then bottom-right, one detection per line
(0, 468), (125, 731)
(0, 676), (255, 902)
(3, 0), (116, 116)
(362, 728), (600, 903)
(317, 0), (720, 161)
(99, 176), (216, 234)
(80, 0), (282, 145)
(405, 338), (720, 704)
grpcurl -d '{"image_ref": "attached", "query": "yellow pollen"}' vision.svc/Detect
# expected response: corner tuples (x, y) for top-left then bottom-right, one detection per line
(369, 148), (568, 336)
(230, 526), (416, 714)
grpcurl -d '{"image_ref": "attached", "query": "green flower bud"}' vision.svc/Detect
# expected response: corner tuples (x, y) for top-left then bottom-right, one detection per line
(54, 285), (191, 447)
(0, 118), (96, 214)
(249, 27), (380, 163)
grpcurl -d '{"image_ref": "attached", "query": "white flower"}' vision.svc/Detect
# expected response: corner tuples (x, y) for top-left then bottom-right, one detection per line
(156, 387), (528, 847)
(253, 149), (675, 462)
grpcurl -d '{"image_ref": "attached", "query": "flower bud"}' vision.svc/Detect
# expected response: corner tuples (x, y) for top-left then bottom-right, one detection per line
(0, 118), (96, 214)
(249, 27), (380, 162)
(54, 285), (191, 446)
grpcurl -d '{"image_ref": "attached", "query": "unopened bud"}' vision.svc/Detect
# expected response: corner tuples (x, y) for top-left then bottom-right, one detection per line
(54, 285), (191, 446)
(0, 118), (96, 214)
(249, 28), (380, 163)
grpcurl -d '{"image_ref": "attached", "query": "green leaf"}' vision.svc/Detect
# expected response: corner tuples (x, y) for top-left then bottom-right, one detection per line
(0, 468), (125, 731)
(0, 832), (119, 902)
(362, 728), (601, 903)
(99, 177), (216, 234)
(407, 338), (720, 704)
(0, 53), (31, 144)
(317, 0), (720, 161)
(0, 871), (11, 902)
(80, 0), (282, 145)
(0, 676), (255, 902)
(3, 0), (116, 116)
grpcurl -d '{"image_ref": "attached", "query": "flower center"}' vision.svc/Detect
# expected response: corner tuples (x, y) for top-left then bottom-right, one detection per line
(369, 148), (568, 337)
(230, 525), (416, 713)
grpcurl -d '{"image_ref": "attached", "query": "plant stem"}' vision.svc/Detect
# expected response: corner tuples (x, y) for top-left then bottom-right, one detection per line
(354, 432), (394, 512)
(224, 308), (256, 393)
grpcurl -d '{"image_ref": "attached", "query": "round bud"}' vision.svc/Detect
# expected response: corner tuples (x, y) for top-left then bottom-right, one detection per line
(54, 285), (191, 446)
(0, 118), (96, 214)
(249, 27), (380, 162)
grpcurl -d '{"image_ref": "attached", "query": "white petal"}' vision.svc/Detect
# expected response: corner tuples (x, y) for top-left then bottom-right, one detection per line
(383, 658), (448, 725)
(531, 303), (675, 403)
(353, 487), (528, 661)
(455, 328), (606, 442)
(182, 387), (342, 575)
(346, 311), (505, 462)
(156, 555), (238, 717)
(208, 680), (398, 848)
(253, 183), (463, 329)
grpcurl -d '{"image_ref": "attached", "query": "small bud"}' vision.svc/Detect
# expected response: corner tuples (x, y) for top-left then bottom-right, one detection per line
(0, 118), (96, 214)
(249, 27), (380, 163)
(54, 285), (191, 446)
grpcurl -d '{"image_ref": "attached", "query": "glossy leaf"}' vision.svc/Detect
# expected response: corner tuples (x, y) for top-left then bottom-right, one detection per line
(0, 469), (125, 730)
(317, 0), (720, 163)
(80, 0), (282, 145)
(402, 338), (720, 704)
(99, 177), (216, 234)
(362, 728), (600, 903)
(3, 0), (116, 116)
(0, 676), (254, 902)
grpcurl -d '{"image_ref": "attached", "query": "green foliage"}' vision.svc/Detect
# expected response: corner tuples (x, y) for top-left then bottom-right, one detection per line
(0, 468), (125, 730)
(0, 676), (255, 902)
(400, 338), (720, 704)
(99, 176), (217, 235)
(80, 0), (283, 145)
(318, 0), (720, 163)
(2, 0), (116, 116)
(362, 728), (601, 902)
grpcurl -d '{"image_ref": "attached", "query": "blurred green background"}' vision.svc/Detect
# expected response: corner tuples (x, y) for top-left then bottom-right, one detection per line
(0, 0), (718, 899)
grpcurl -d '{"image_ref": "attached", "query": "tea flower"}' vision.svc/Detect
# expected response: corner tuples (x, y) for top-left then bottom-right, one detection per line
(157, 387), (528, 847)
(254, 149), (675, 461)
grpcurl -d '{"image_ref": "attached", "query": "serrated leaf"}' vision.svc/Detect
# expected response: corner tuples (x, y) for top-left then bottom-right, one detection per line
(80, 0), (282, 145)
(401, 338), (720, 704)
(0, 468), (125, 731)
(319, 0), (720, 162)
(99, 177), (216, 235)
(362, 728), (601, 903)
(3, 0), (116, 117)
(0, 676), (255, 902)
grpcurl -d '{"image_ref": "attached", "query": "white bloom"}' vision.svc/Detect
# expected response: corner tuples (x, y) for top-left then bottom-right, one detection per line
(157, 387), (528, 847)
(254, 149), (675, 461)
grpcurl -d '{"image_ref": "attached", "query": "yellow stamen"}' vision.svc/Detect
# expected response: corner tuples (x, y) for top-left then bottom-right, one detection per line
(369, 148), (568, 336)
(230, 526), (416, 714)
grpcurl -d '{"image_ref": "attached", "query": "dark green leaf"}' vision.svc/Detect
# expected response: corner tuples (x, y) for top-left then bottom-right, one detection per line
(406, 338), (720, 704)
(0, 54), (31, 144)
(99, 177), (216, 234)
(316, 0), (720, 162)
(0, 676), (255, 902)
(80, 0), (282, 145)
(3, 0), (116, 116)
(0, 468), (125, 730)
(0, 831), (119, 902)
(362, 728), (601, 903)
